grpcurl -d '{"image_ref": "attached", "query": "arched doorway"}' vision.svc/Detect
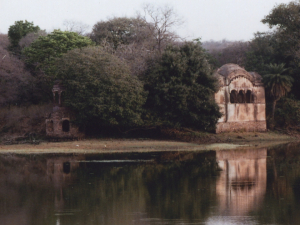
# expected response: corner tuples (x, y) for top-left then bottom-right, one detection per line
(62, 120), (70, 132)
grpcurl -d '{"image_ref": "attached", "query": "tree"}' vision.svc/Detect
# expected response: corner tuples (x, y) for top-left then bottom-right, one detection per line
(63, 20), (90, 36)
(22, 30), (94, 77)
(0, 37), (37, 106)
(205, 41), (249, 68)
(244, 31), (286, 73)
(263, 63), (294, 120)
(8, 20), (40, 51)
(142, 4), (183, 53)
(90, 17), (151, 49)
(19, 30), (47, 49)
(261, 1), (300, 54)
(56, 46), (146, 129)
(90, 6), (184, 77)
(144, 42), (221, 131)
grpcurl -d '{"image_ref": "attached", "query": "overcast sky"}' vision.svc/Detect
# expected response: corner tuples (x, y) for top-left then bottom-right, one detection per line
(0, 0), (292, 41)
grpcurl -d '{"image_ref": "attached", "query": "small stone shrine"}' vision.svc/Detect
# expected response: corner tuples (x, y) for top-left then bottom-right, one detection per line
(214, 64), (267, 133)
(45, 80), (83, 139)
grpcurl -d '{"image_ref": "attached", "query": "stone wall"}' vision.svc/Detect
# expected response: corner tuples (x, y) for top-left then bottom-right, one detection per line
(216, 121), (267, 133)
(46, 108), (83, 139)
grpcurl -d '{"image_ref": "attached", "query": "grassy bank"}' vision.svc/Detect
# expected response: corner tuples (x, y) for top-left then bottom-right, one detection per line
(0, 130), (296, 154)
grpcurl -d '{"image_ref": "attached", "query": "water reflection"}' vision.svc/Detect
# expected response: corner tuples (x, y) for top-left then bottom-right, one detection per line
(216, 149), (267, 216)
(0, 144), (299, 225)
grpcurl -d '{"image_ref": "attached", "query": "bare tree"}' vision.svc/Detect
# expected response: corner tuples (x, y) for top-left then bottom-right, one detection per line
(0, 44), (35, 106)
(63, 20), (90, 36)
(19, 30), (47, 49)
(0, 34), (10, 50)
(141, 4), (184, 53)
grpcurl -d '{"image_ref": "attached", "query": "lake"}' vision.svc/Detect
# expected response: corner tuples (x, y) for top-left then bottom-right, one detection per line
(0, 142), (299, 225)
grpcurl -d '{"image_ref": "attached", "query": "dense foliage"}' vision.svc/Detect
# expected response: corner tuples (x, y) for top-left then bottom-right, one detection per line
(8, 20), (40, 53)
(22, 30), (94, 77)
(263, 63), (293, 120)
(144, 42), (221, 131)
(275, 98), (300, 128)
(56, 47), (146, 128)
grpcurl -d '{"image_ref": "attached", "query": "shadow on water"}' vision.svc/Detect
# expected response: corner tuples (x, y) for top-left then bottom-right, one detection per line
(0, 142), (299, 224)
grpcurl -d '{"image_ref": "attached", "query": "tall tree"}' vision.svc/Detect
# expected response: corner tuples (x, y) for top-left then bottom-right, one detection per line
(8, 20), (40, 52)
(90, 17), (151, 49)
(142, 4), (183, 53)
(263, 63), (293, 120)
(144, 41), (221, 131)
(56, 46), (146, 129)
(245, 31), (284, 73)
(261, 0), (300, 58)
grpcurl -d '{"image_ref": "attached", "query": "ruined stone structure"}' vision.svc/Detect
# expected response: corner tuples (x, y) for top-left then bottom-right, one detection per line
(46, 81), (83, 139)
(214, 64), (267, 133)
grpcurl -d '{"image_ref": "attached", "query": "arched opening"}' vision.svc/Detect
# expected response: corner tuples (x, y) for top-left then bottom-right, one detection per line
(47, 120), (53, 132)
(230, 90), (238, 103)
(63, 162), (70, 174)
(246, 90), (252, 103)
(237, 90), (245, 103)
(62, 120), (70, 132)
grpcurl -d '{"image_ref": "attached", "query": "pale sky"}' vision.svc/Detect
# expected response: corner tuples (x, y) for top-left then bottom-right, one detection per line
(0, 0), (292, 41)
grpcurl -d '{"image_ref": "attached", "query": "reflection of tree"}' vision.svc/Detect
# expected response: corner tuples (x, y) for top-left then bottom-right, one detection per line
(216, 149), (267, 216)
(142, 152), (219, 222)
(253, 142), (300, 225)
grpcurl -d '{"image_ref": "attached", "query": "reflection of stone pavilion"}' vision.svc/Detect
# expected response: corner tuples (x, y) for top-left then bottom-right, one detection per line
(46, 156), (84, 225)
(216, 149), (267, 216)
(214, 64), (267, 133)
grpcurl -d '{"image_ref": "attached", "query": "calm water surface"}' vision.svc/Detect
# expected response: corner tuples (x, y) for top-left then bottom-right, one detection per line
(1, 142), (300, 225)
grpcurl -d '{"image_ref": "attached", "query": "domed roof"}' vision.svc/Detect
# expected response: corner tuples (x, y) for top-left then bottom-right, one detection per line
(217, 64), (247, 77)
(214, 64), (263, 86)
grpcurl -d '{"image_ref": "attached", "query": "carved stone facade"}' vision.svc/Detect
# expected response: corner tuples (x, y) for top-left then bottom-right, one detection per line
(214, 64), (267, 133)
(45, 81), (83, 139)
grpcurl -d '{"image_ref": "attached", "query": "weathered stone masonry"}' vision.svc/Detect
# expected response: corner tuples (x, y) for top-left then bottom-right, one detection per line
(214, 64), (267, 133)
(46, 81), (83, 139)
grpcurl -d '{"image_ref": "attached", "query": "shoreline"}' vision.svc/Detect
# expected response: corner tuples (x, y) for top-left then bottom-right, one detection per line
(0, 131), (297, 154)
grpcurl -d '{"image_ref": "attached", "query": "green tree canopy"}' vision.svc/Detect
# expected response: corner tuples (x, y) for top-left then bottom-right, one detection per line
(262, 1), (300, 37)
(144, 42), (221, 131)
(263, 63), (294, 120)
(22, 30), (94, 77)
(56, 46), (146, 129)
(8, 20), (40, 50)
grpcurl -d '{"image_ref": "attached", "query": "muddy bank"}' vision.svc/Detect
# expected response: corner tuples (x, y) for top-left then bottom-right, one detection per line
(0, 131), (297, 154)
